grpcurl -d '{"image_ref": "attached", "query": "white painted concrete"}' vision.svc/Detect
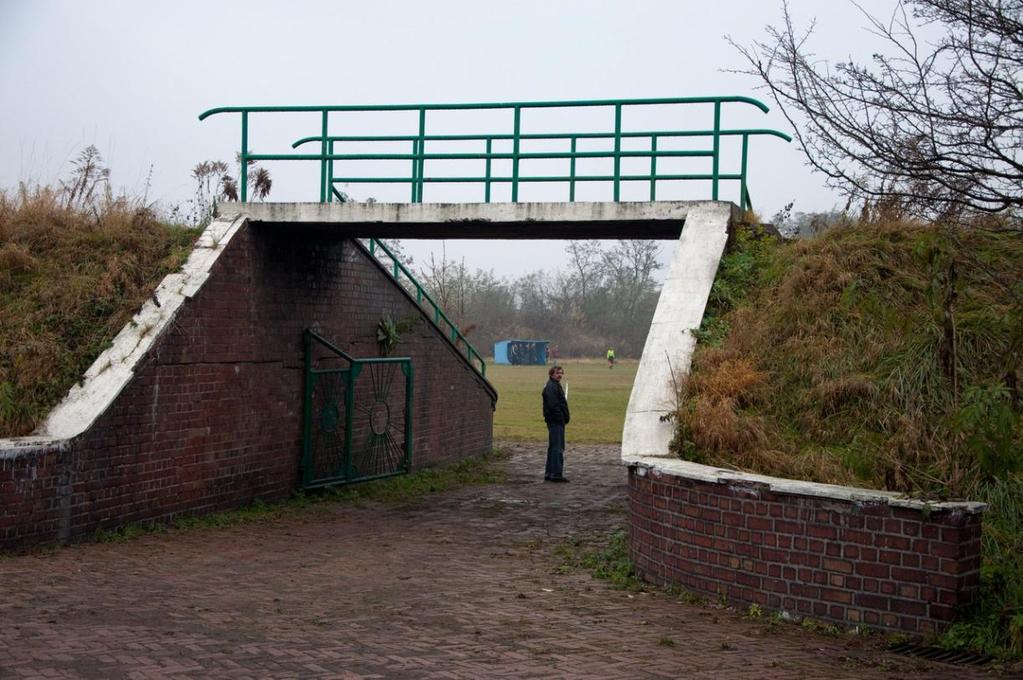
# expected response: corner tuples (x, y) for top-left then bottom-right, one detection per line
(628, 458), (987, 514)
(0, 214), (248, 454)
(621, 202), (734, 459)
(219, 200), (713, 225)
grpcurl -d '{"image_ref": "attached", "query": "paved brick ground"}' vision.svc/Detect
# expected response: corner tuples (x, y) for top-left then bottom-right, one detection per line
(1, 442), (1013, 679)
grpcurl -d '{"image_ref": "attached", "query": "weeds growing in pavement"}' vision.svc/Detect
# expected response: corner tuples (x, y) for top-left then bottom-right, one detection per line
(81, 450), (509, 544)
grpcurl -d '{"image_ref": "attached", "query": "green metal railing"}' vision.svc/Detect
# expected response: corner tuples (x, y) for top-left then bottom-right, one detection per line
(365, 238), (486, 378)
(198, 97), (791, 209)
(302, 329), (413, 489)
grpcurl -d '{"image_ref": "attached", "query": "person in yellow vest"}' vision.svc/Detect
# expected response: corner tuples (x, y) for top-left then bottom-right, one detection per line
(606, 347), (616, 369)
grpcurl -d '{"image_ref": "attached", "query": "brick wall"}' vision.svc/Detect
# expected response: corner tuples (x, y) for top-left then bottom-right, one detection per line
(628, 464), (984, 634)
(0, 222), (495, 549)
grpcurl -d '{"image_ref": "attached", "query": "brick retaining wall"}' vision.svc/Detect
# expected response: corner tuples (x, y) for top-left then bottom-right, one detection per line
(628, 462), (984, 634)
(1, 221), (495, 549)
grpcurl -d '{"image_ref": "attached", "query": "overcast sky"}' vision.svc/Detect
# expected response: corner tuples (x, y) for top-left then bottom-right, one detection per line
(0, 0), (900, 278)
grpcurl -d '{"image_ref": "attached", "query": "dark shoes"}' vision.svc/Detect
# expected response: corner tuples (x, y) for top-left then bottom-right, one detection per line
(544, 477), (570, 483)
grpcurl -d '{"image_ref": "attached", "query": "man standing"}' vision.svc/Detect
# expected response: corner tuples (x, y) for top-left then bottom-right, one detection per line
(542, 365), (570, 482)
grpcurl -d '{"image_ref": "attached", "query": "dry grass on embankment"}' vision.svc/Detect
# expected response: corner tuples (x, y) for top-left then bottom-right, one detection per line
(673, 220), (1023, 657)
(674, 221), (1023, 499)
(0, 185), (199, 436)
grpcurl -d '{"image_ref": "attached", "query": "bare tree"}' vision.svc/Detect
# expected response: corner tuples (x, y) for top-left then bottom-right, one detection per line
(601, 240), (662, 336)
(565, 239), (603, 301)
(734, 0), (1023, 220)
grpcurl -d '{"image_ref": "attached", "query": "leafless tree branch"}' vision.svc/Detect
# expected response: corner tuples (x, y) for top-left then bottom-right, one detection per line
(731, 0), (1023, 221)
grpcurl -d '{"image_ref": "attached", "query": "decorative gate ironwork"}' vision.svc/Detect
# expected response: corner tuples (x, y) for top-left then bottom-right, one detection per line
(302, 329), (413, 489)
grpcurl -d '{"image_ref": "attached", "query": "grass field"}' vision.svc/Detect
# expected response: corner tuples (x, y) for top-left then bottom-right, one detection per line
(488, 358), (637, 443)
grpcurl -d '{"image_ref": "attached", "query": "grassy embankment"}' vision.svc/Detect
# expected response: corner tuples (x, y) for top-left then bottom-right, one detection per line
(0, 186), (200, 436)
(488, 358), (636, 443)
(674, 222), (1023, 657)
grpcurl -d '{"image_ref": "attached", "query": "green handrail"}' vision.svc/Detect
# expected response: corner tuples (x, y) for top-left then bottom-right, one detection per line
(198, 96), (791, 209)
(365, 238), (487, 379)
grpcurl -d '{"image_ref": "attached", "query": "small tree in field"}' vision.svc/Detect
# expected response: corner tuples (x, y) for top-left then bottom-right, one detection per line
(735, 0), (1023, 222)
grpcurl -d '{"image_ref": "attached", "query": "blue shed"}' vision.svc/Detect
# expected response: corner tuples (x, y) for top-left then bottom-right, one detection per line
(493, 339), (550, 365)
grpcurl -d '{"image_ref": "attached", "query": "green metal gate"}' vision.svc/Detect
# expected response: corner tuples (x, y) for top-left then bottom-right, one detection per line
(302, 329), (413, 489)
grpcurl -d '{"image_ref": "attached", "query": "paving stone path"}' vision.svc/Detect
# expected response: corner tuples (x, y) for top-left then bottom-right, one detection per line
(1, 442), (1010, 679)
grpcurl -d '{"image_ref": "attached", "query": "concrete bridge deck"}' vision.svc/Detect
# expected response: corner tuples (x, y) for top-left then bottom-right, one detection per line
(218, 200), (739, 240)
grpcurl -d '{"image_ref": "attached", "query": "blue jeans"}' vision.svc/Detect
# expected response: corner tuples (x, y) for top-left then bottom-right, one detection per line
(545, 423), (565, 479)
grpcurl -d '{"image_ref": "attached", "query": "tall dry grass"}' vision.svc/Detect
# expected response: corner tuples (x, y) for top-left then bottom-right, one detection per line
(672, 221), (1023, 499)
(673, 221), (1023, 657)
(0, 183), (199, 436)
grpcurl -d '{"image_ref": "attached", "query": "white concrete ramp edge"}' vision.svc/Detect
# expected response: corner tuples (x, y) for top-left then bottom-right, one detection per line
(0, 214), (248, 455)
(621, 202), (734, 463)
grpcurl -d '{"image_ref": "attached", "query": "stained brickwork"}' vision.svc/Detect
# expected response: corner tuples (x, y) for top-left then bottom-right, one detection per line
(0, 222), (495, 549)
(628, 465), (983, 634)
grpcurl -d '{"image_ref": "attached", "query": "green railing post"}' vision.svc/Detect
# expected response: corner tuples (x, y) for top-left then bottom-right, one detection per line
(484, 138), (492, 203)
(402, 361), (414, 472)
(327, 139), (335, 204)
(569, 136), (576, 202)
(511, 106), (521, 202)
(320, 109), (329, 203)
(369, 239), (376, 255)
(712, 100), (721, 201)
(409, 139), (418, 202)
(345, 362), (361, 481)
(416, 108), (426, 202)
(613, 103), (622, 202)
(740, 133), (749, 213)
(240, 111), (249, 202)
(649, 135), (658, 201)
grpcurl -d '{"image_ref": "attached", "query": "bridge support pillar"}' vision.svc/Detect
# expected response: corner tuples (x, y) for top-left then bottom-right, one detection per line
(621, 201), (736, 457)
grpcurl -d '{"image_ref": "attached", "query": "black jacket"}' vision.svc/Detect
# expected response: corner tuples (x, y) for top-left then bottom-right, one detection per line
(542, 378), (570, 425)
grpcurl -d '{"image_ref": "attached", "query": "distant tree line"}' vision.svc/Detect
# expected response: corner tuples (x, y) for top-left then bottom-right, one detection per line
(385, 239), (664, 359)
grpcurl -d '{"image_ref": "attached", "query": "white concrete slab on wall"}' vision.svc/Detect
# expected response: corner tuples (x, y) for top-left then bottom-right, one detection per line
(621, 202), (735, 459)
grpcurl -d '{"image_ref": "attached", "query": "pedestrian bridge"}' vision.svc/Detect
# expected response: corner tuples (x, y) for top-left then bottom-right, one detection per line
(0, 95), (792, 549)
(201, 95), (792, 458)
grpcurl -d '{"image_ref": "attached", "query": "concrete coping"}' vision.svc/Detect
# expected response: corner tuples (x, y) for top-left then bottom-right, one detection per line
(625, 454), (988, 514)
(0, 436), (69, 460)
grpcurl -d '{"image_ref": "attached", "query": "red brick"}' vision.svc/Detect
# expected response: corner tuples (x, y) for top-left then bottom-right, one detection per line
(822, 558), (853, 574)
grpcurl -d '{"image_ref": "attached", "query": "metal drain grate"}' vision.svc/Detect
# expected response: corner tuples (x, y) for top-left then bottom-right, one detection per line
(888, 641), (993, 667)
